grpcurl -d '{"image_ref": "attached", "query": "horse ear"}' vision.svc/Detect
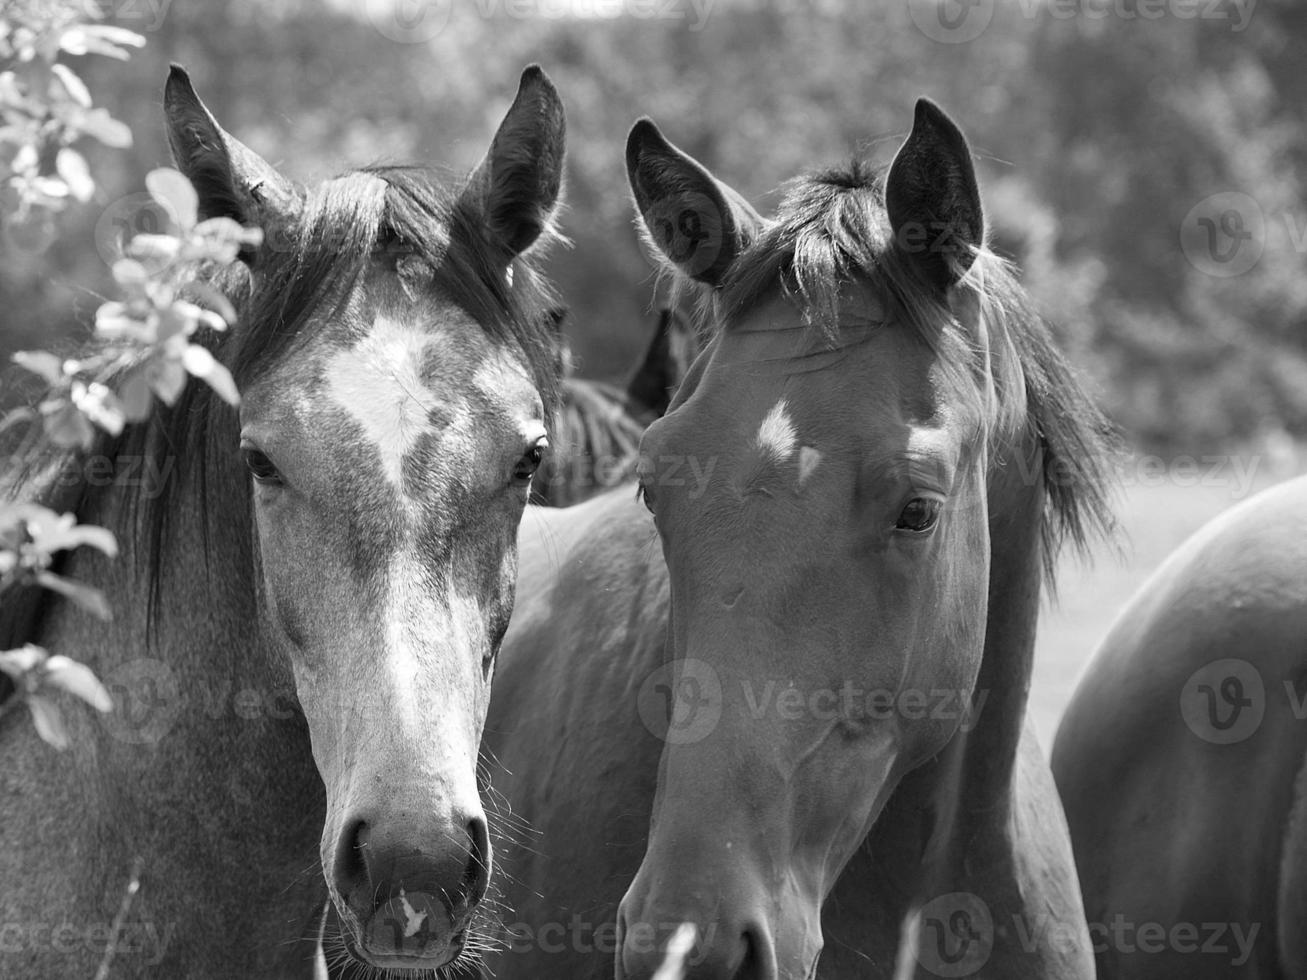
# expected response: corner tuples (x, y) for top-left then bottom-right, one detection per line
(885, 98), (984, 288)
(545, 305), (570, 377)
(626, 118), (765, 287)
(469, 65), (566, 258)
(163, 65), (300, 237)
(626, 308), (696, 418)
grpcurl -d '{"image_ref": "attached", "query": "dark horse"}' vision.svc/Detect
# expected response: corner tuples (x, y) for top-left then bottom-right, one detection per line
(0, 64), (564, 977)
(479, 100), (1114, 978)
(1054, 474), (1307, 978)
(535, 307), (697, 507)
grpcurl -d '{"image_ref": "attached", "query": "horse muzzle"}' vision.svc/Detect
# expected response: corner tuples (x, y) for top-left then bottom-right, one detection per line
(328, 807), (491, 968)
(615, 880), (818, 980)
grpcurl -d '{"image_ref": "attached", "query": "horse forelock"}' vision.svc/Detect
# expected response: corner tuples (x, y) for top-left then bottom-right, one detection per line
(665, 160), (1117, 582)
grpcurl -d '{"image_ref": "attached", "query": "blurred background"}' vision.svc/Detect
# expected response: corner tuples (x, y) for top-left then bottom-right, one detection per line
(3, 0), (1306, 731)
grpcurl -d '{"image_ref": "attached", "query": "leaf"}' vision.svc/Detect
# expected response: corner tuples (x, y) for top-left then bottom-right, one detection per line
(57, 25), (145, 60)
(144, 355), (188, 406)
(172, 300), (226, 334)
(111, 258), (148, 288)
(35, 519), (118, 560)
(43, 655), (112, 713)
(146, 168), (197, 230)
(94, 302), (153, 344)
(35, 571), (113, 621)
(116, 368), (153, 421)
(182, 281), (238, 328)
(77, 108), (132, 149)
(40, 398), (96, 450)
(0, 644), (47, 680)
(12, 350), (65, 385)
(55, 148), (94, 202)
(126, 234), (180, 265)
(80, 25), (147, 49)
(27, 695), (68, 750)
(50, 63), (91, 109)
(181, 344), (240, 406)
(71, 380), (126, 436)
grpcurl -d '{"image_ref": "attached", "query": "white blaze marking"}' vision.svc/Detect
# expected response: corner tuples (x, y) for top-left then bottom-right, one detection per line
(798, 445), (823, 485)
(755, 400), (798, 462)
(324, 315), (446, 489)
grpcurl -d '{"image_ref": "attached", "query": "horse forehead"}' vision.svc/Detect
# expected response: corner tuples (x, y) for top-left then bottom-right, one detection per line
(318, 309), (528, 492)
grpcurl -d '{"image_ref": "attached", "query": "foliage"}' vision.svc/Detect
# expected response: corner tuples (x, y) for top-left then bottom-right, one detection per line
(0, 0), (255, 750)
(0, 0), (139, 251)
(4, 0), (1301, 453)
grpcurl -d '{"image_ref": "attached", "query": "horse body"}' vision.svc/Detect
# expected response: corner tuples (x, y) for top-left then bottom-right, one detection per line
(1, 64), (566, 977)
(1053, 474), (1307, 979)
(482, 100), (1110, 979)
(0, 452), (327, 977)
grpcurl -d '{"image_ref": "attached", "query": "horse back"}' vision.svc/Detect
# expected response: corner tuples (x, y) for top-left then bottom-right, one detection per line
(1053, 475), (1307, 978)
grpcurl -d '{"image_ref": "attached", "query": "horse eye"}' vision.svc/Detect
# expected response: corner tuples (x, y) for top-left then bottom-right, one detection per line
(636, 481), (656, 514)
(242, 448), (282, 486)
(895, 497), (941, 533)
(513, 439), (548, 484)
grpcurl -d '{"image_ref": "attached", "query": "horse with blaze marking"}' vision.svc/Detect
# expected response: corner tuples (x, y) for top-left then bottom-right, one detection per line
(0, 64), (564, 977)
(480, 100), (1114, 979)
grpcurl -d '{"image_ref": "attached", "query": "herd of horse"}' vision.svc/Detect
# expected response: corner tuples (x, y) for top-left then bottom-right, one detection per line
(0, 63), (1303, 980)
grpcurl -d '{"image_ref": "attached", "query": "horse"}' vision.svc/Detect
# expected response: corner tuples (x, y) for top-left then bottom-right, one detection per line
(478, 99), (1115, 979)
(0, 62), (565, 978)
(1052, 474), (1307, 978)
(534, 307), (697, 507)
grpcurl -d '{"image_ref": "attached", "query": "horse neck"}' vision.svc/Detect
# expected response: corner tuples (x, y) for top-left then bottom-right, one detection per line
(839, 432), (1048, 894)
(966, 433), (1048, 788)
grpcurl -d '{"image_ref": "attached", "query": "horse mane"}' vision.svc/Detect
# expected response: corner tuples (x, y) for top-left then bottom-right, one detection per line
(671, 160), (1117, 581)
(534, 376), (648, 507)
(0, 163), (564, 661)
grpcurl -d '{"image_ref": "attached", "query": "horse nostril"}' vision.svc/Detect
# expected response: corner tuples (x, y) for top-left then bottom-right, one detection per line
(456, 816), (491, 908)
(334, 818), (371, 902)
(734, 924), (768, 980)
